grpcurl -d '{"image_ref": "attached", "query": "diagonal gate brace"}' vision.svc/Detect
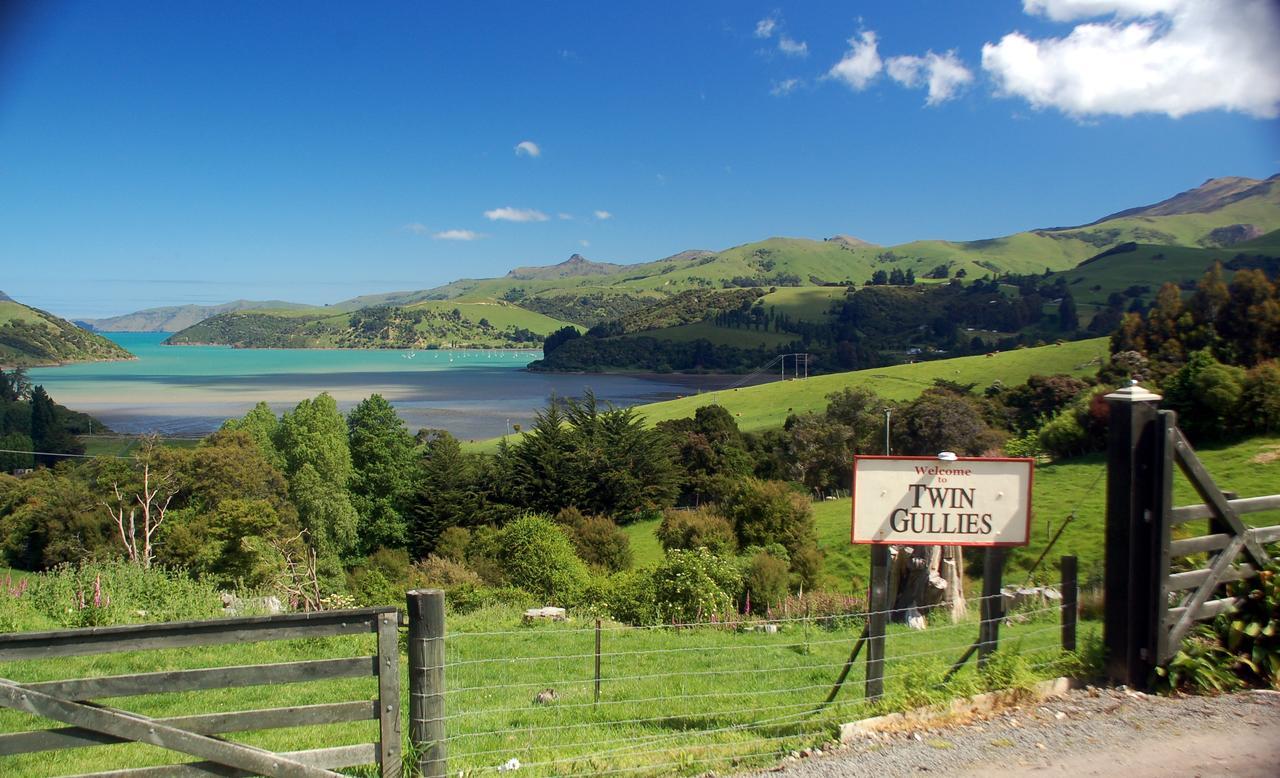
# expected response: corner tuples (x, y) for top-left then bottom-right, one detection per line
(0, 678), (341, 777)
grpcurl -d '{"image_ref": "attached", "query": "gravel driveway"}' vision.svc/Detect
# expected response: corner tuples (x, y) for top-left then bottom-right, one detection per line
(749, 687), (1280, 778)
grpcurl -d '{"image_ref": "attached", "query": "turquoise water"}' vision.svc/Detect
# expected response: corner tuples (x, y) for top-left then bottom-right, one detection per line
(26, 334), (722, 439)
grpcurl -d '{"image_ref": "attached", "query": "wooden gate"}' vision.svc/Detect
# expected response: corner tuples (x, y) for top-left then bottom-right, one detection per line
(1104, 383), (1280, 688)
(0, 607), (401, 777)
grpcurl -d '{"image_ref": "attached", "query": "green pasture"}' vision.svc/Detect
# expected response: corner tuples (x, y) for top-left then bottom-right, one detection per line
(633, 338), (1108, 433)
(468, 338), (1109, 453)
(0, 604), (1091, 777)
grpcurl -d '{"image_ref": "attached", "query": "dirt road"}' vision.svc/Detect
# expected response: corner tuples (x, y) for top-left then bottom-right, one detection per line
(754, 688), (1280, 777)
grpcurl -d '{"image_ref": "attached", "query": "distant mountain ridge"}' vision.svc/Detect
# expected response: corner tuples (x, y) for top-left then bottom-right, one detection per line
(506, 254), (624, 280)
(131, 174), (1280, 352)
(80, 299), (310, 333)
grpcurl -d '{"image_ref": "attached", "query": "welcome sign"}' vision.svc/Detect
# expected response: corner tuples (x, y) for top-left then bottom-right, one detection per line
(851, 456), (1034, 546)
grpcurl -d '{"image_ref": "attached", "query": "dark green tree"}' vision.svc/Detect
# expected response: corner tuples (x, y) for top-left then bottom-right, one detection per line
(348, 394), (418, 553)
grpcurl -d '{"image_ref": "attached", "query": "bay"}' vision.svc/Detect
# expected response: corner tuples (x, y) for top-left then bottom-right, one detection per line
(26, 333), (741, 441)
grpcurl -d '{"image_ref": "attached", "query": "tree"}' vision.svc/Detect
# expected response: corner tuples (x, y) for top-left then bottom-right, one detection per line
(892, 389), (1004, 456)
(105, 437), (179, 569)
(222, 402), (285, 470)
(0, 368), (30, 403)
(348, 394), (417, 553)
(408, 430), (486, 558)
(542, 326), (581, 356)
(275, 394), (359, 569)
(1058, 292), (1079, 332)
(1219, 269), (1280, 367)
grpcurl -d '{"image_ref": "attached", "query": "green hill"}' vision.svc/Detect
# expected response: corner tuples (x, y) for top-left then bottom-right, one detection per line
(0, 294), (134, 367)
(468, 337), (1109, 454)
(155, 174), (1280, 354)
(165, 299), (577, 349)
(79, 299), (311, 333)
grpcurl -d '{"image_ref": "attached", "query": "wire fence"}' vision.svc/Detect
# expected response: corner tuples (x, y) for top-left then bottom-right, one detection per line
(435, 589), (1091, 777)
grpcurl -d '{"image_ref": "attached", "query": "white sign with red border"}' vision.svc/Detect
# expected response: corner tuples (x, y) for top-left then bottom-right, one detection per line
(851, 456), (1034, 546)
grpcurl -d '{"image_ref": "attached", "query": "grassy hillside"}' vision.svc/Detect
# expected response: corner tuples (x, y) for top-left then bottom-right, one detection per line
(470, 338), (1109, 454)
(0, 297), (134, 367)
(633, 337), (1108, 432)
(165, 299), (577, 349)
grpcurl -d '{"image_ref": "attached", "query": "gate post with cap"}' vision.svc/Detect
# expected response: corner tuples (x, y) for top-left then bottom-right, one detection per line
(407, 589), (446, 778)
(1103, 381), (1163, 689)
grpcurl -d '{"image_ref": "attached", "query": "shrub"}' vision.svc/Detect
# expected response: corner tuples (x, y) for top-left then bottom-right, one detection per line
(445, 584), (532, 615)
(656, 507), (737, 554)
(409, 555), (484, 590)
(582, 569), (660, 625)
(717, 479), (815, 560)
(742, 551), (789, 615)
(1222, 564), (1279, 688)
(652, 548), (742, 624)
(495, 515), (591, 605)
(434, 526), (471, 563)
(567, 514), (633, 573)
(1241, 362), (1280, 434)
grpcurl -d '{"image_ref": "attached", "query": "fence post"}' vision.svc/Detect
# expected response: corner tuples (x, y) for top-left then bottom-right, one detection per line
(978, 547), (1005, 668)
(1102, 382), (1163, 688)
(1061, 555), (1077, 653)
(408, 589), (446, 778)
(865, 544), (890, 701)
(594, 618), (602, 705)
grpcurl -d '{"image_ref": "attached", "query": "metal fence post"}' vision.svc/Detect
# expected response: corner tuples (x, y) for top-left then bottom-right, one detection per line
(1061, 555), (1077, 653)
(1102, 382), (1163, 688)
(408, 589), (446, 778)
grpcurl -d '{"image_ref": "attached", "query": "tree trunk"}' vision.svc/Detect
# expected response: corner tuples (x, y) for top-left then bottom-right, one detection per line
(889, 545), (967, 629)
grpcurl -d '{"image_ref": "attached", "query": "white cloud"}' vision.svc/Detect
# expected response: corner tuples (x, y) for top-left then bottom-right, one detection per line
(778, 36), (808, 57)
(433, 229), (484, 241)
(1024, 0), (1183, 22)
(828, 31), (883, 91)
(514, 140), (541, 157)
(483, 207), (549, 222)
(401, 222), (430, 235)
(593, 210), (613, 220)
(579, 239), (590, 248)
(558, 212), (574, 220)
(754, 16), (777, 39)
(887, 51), (974, 105)
(982, 0), (1280, 118)
(770, 78), (801, 97)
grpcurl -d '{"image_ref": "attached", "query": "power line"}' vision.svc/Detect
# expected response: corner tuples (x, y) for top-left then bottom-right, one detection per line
(0, 448), (137, 460)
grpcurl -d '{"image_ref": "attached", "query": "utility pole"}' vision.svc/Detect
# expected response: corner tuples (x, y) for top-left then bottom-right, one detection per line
(883, 408), (892, 455)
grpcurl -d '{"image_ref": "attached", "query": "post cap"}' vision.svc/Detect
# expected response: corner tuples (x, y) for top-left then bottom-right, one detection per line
(1103, 380), (1162, 403)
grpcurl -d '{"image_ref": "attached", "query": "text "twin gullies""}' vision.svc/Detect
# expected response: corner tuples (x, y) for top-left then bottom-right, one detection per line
(888, 484), (993, 535)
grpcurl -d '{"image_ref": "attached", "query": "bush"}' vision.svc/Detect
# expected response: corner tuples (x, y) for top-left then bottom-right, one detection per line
(718, 479), (815, 560)
(582, 569), (660, 625)
(444, 584), (532, 615)
(742, 551), (789, 614)
(561, 512), (634, 573)
(494, 515), (591, 605)
(434, 526), (471, 563)
(409, 555), (484, 590)
(652, 548), (742, 624)
(656, 507), (737, 554)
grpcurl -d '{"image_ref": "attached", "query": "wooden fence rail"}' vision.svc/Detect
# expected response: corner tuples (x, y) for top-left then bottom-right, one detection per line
(0, 606), (401, 778)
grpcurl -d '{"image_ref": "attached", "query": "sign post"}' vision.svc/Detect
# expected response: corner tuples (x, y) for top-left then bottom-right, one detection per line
(851, 455), (1034, 692)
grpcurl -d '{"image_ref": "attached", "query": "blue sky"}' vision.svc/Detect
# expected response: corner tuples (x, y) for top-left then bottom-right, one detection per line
(2, 0), (1277, 318)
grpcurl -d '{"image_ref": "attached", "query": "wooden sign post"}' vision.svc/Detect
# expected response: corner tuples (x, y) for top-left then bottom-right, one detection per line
(852, 455), (1034, 696)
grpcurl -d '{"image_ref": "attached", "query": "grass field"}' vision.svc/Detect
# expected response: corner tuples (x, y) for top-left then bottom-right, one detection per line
(0, 603), (1091, 777)
(634, 338), (1109, 433)
(467, 338), (1109, 454)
